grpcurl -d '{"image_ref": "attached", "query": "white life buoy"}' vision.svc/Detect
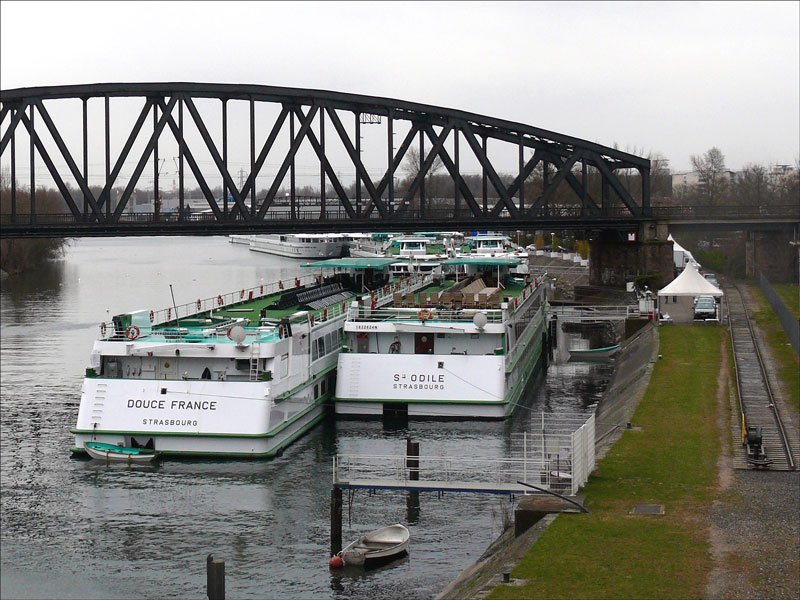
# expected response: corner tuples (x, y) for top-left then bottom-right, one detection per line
(125, 325), (140, 340)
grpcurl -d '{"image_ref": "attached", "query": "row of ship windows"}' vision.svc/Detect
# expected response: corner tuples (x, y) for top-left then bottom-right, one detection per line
(312, 328), (344, 361)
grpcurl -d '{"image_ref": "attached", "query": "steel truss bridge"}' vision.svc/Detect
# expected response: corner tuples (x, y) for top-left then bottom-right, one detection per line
(0, 83), (797, 238)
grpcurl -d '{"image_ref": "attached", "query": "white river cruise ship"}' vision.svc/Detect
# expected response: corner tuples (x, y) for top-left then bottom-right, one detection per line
(335, 257), (549, 419)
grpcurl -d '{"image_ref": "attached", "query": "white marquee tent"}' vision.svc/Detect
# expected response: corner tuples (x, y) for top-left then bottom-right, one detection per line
(658, 262), (723, 322)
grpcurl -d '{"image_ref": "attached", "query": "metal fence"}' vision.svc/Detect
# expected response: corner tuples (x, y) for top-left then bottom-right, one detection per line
(333, 413), (596, 496)
(758, 272), (800, 355)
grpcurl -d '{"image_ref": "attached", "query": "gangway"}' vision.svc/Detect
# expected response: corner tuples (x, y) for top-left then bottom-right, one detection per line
(332, 412), (596, 497)
(333, 454), (570, 496)
(551, 305), (643, 321)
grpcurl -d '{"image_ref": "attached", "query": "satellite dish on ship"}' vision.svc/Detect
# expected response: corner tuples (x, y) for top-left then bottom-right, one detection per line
(473, 312), (488, 331)
(227, 325), (247, 344)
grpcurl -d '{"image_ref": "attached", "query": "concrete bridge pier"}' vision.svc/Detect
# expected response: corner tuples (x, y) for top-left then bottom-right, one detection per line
(588, 222), (675, 291)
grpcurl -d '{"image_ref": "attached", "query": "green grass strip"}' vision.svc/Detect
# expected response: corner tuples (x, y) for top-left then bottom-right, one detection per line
(772, 283), (799, 319)
(491, 325), (722, 600)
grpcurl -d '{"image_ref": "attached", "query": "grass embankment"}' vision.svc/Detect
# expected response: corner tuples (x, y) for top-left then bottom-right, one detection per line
(771, 283), (799, 319)
(747, 284), (800, 414)
(491, 326), (723, 600)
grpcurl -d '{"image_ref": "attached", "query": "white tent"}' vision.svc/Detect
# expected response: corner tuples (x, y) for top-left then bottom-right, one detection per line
(658, 262), (723, 323)
(658, 261), (723, 297)
(668, 234), (700, 269)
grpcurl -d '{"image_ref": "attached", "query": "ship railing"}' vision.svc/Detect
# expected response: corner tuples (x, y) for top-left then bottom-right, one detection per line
(355, 273), (430, 309)
(505, 310), (546, 367)
(149, 273), (320, 325)
(332, 453), (574, 494)
(350, 306), (505, 323)
(97, 274), (322, 338)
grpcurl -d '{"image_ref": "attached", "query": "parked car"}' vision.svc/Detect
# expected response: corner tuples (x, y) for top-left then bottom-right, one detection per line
(703, 273), (719, 288)
(694, 296), (717, 320)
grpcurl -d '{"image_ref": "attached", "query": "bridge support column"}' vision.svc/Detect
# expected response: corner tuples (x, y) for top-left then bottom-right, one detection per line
(588, 223), (674, 290)
(746, 229), (798, 283)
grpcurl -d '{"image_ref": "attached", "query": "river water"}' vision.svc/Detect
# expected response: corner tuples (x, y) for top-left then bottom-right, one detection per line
(0, 237), (611, 600)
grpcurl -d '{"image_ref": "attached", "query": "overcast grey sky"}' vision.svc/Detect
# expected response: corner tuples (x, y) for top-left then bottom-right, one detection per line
(1, 0), (798, 173)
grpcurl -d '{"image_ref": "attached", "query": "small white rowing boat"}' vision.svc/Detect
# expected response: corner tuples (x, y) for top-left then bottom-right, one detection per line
(338, 524), (410, 567)
(567, 344), (620, 361)
(84, 442), (159, 464)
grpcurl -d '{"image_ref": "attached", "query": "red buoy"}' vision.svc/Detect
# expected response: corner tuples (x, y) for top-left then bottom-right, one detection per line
(329, 555), (344, 569)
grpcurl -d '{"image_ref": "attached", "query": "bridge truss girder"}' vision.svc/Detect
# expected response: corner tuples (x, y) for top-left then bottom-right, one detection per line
(0, 83), (651, 238)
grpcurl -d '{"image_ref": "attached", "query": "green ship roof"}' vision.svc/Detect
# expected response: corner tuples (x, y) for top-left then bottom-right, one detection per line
(441, 257), (522, 266)
(300, 257), (397, 269)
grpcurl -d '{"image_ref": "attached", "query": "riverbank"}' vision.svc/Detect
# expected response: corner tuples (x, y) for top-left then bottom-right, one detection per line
(440, 288), (799, 599)
(492, 324), (722, 599)
(438, 321), (661, 599)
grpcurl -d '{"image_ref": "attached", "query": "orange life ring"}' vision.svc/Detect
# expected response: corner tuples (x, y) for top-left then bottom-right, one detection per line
(149, 310), (154, 323)
(125, 325), (140, 340)
(295, 278), (300, 288)
(197, 299), (202, 311)
(418, 309), (432, 321)
(240, 289), (245, 299)
(278, 324), (286, 339)
(323, 307), (328, 320)
(217, 295), (223, 306)
(100, 322), (107, 336)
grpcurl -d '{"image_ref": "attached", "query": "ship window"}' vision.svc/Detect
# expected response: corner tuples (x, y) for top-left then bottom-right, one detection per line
(314, 384), (319, 399)
(436, 333), (445, 338)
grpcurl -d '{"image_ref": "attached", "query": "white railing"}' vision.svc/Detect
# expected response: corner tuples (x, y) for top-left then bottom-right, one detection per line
(551, 305), (638, 321)
(333, 453), (573, 493)
(511, 411), (596, 495)
(150, 274), (320, 326)
(97, 273), (328, 338)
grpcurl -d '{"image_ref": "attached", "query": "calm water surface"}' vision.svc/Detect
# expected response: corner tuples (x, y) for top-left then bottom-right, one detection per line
(0, 237), (610, 599)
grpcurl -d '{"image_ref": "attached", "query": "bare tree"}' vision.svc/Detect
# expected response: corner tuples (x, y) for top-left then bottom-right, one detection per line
(401, 146), (444, 190)
(734, 163), (770, 207)
(690, 147), (728, 205)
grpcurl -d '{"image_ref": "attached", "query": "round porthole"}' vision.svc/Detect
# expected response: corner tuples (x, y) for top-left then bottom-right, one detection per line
(421, 336), (428, 342)
(164, 361), (170, 368)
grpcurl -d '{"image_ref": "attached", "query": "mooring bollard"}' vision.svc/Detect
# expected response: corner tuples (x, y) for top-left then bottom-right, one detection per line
(206, 554), (225, 600)
(330, 488), (343, 556)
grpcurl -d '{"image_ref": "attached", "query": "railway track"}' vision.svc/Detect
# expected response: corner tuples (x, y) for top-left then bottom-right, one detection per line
(726, 283), (798, 471)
